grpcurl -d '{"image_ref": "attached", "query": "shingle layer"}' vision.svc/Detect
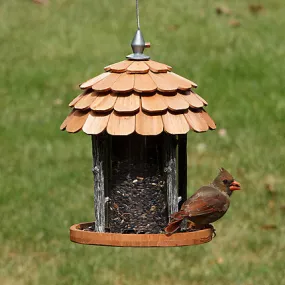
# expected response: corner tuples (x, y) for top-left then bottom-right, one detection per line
(60, 59), (216, 135)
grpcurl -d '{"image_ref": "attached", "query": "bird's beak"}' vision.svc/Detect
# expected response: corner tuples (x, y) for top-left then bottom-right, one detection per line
(230, 180), (241, 191)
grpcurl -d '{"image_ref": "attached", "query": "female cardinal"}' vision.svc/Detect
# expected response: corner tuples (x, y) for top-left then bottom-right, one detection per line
(164, 168), (241, 234)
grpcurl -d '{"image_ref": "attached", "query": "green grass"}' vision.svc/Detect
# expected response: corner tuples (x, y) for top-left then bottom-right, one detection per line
(1, 0), (285, 284)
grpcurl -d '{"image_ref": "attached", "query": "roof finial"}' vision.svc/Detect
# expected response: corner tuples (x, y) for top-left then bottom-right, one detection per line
(127, 0), (150, 61)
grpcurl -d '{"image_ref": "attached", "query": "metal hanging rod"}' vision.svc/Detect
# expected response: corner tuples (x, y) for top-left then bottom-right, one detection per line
(127, 0), (151, 61)
(136, 0), (140, 30)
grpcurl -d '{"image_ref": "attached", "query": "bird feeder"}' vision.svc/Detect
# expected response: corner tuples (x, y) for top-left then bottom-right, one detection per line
(60, 2), (216, 247)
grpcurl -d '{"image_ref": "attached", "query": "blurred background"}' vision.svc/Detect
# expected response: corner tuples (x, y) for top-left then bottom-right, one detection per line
(1, 0), (284, 284)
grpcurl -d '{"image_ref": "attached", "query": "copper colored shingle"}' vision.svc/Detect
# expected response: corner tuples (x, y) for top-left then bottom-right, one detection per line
(112, 73), (135, 93)
(74, 92), (97, 110)
(134, 74), (157, 93)
(136, 108), (163, 136)
(201, 109), (216, 129)
(60, 109), (75, 130)
(163, 94), (189, 112)
(162, 112), (190, 134)
(146, 60), (171, 73)
(107, 112), (135, 135)
(141, 94), (168, 113)
(80, 73), (110, 89)
(127, 61), (150, 74)
(114, 94), (140, 114)
(184, 109), (209, 132)
(92, 73), (121, 92)
(61, 58), (216, 135)
(169, 72), (198, 89)
(182, 91), (204, 108)
(195, 93), (208, 106)
(82, 112), (110, 135)
(65, 110), (89, 133)
(69, 92), (85, 107)
(104, 60), (132, 72)
(90, 94), (117, 112)
(149, 72), (177, 93)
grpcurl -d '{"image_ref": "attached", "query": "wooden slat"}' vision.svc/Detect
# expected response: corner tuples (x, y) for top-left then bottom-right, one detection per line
(163, 94), (189, 112)
(74, 92), (97, 110)
(90, 94), (117, 112)
(60, 109), (75, 130)
(201, 110), (216, 129)
(166, 65), (172, 71)
(195, 93), (208, 106)
(127, 61), (150, 74)
(146, 60), (171, 73)
(181, 91), (204, 108)
(178, 134), (188, 208)
(80, 73), (110, 89)
(91, 136), (106, 232)
(135, 108), (163, 135)
(111, 73), (135, 92)
(82, 112), (110, 135)
(162, 112), (190, 134)
(149, 72), (177, 93)
(66, 110), (89, 133)
(104, 60), (133, 72)
(114, 94), (140, 113)
(69, 92), (85, 107)
(134, 74), (157, 93)
(141, 94), (168, 113)
(92, 73), (121, 92)
(184, 110), (209, 132)
(107, 112), (135, 135)
(168, 72), (197, 89)
(164, 134), (178, 219)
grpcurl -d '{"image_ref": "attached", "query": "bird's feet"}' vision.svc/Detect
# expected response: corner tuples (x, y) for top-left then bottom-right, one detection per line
(186, 222), (207, 232)
(186, 221), (197, 231)
(186, 222), (216, 238)
(207, 224), (216, 238)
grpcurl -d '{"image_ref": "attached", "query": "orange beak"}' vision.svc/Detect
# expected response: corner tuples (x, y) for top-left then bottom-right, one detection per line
(229, 180), (241, 191)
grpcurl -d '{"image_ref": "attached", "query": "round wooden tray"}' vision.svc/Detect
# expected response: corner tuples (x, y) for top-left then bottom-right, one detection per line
(70, 222), (213, 247)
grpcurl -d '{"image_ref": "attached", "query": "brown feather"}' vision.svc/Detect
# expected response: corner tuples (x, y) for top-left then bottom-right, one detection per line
(164, 219), (183, 234)
(164, 211), (188, 233)
(181, 186), (230, 217)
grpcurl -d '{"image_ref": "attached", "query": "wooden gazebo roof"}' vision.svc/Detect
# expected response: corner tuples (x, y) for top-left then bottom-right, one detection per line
(60, 59), (216, 135)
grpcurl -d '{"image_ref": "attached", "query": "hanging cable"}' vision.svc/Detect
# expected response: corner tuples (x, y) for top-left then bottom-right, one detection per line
(136, 0), (140, 30)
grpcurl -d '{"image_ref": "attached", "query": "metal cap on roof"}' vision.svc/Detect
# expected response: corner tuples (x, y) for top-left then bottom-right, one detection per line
(127, 29), (150, 61)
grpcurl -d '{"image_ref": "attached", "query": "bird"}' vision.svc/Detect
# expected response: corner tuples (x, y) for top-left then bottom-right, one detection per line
(165, 168), (241, 235)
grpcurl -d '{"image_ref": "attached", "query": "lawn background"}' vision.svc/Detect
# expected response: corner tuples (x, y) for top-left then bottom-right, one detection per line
(1, 0), (285, 284)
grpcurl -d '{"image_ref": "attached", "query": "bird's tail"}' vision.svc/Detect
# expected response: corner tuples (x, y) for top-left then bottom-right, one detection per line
(164, 219), (183, 234)
(164, 211), (187, 234)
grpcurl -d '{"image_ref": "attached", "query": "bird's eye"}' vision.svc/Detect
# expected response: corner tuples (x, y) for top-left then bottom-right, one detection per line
(223, 179), (228, 184)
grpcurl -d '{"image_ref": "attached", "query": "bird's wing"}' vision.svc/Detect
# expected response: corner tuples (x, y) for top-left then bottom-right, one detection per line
(182, 186), (229, 217)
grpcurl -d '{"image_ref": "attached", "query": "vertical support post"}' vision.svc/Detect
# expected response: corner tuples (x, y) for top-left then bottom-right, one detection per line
(164, 134), (178, 220)
(92, 135), (105, 232)
(178, 134), (188, 208)
(104, 135), (111, 230)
